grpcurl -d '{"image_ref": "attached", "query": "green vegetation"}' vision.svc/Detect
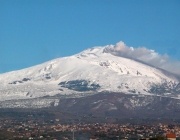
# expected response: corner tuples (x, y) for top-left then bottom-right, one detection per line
(150, 136), (167, 140)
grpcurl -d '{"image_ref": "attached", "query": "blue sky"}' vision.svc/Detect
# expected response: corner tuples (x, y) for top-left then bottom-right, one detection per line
(0, 0), (180, 73)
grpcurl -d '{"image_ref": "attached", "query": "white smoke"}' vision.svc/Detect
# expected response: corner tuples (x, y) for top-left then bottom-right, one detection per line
(104, 41), (180, 75)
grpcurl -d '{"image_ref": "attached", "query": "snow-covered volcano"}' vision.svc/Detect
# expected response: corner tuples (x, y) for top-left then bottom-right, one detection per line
(0, 44), (180, 104)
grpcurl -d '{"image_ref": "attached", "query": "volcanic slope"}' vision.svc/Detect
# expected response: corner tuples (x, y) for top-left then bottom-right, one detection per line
(0, 46), (180, 103)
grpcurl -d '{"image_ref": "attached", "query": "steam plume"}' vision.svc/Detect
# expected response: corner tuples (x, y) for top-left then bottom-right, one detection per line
(104, 41), (180, 75)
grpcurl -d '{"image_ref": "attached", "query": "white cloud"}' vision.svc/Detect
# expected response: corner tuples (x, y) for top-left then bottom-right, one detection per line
(104, 41), (180, 75)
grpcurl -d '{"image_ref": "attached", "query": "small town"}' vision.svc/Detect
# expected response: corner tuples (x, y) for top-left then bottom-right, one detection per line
(0, 117), (180, 140)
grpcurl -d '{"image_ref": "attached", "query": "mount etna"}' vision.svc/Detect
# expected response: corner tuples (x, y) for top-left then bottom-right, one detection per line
(0, 42), (180, 118)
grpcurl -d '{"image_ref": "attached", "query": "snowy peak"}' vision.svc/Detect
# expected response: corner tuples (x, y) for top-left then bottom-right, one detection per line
(76, 45), (178, 82)
(78, 46), (105, 55)
(0, 43), (180, 105)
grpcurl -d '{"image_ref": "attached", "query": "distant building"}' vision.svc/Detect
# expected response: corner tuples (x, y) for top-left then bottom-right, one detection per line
(166, 133), (176, 140)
